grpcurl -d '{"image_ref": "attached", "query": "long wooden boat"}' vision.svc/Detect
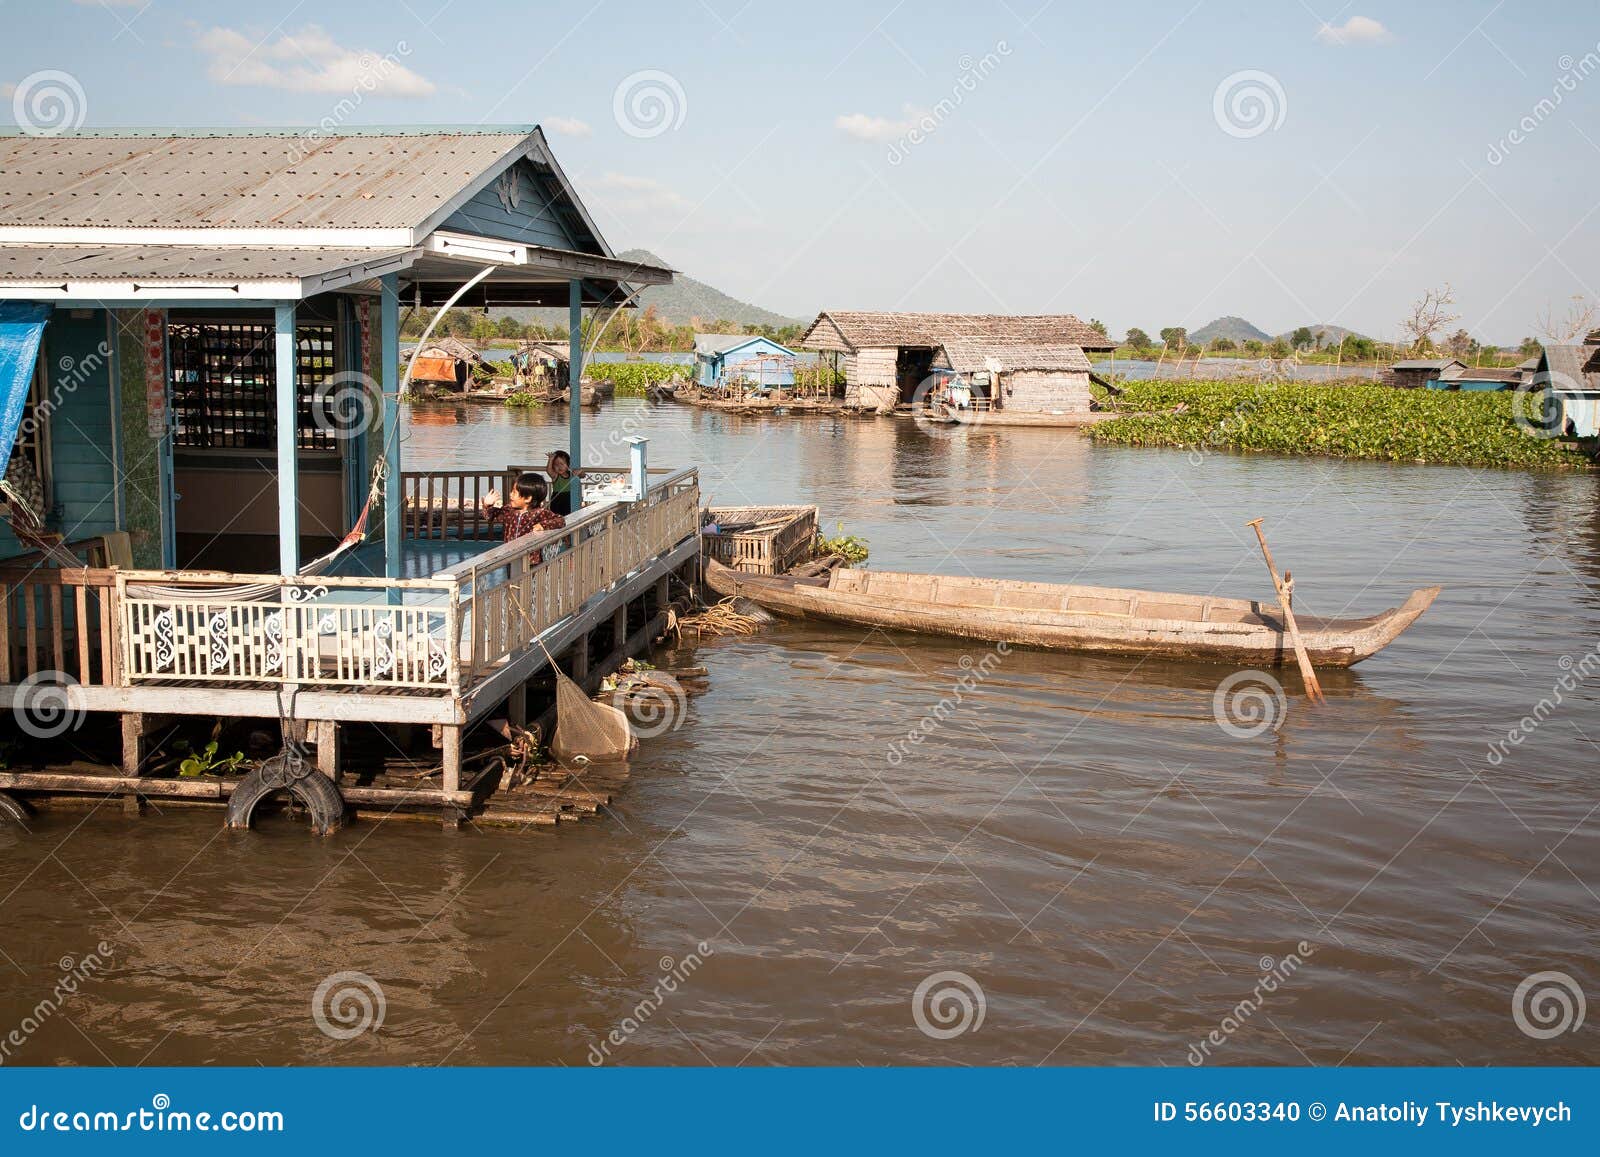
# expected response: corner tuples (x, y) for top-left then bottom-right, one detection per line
(704, 559), (1438, 667)
(935, 404), (1119, 428)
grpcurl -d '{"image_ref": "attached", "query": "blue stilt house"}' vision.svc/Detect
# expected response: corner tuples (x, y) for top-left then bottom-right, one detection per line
(693, 333), (796, 392)
(0, 127), (700, 808)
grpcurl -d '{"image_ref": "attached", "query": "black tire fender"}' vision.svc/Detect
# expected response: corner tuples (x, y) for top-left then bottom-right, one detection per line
(225, 743), (346, 836)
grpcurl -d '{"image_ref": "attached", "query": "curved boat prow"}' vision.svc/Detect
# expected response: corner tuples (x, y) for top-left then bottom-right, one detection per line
(1347, 585), (1442, 663)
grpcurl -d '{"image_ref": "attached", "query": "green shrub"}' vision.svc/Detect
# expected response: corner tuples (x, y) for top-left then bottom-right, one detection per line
(1089, 380), (1593, 471)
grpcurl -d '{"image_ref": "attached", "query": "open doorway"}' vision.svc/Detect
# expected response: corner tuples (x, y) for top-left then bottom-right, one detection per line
(895, 346), (936, 405)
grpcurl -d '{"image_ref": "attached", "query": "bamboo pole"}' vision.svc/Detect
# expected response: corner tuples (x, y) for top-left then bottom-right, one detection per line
(1245, 518), (1325, 704)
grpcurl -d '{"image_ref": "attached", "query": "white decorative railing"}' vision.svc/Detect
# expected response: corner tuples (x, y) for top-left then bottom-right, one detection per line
(113, 467), (700, 694)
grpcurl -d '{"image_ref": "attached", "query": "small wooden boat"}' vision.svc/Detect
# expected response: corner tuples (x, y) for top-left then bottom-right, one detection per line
(704, 560), (1439, 667)
(932, 403), (1117, 428)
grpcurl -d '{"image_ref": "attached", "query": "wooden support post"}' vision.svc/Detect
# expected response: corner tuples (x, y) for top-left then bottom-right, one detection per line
(315, 720), (341, 781)
(568, 278), (584, 509)
(381, 273), (403, 586)
(655, 575), (670, 617)
(440, 724), (463, 831)
(274, 303), (300, 576)
(569, 635), (589, 682)
(612, 604), (628, 651)
(121, 712), (150, 775)
(506, 682), (527, 730)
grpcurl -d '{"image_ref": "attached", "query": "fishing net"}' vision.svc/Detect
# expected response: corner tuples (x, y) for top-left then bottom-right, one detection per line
(549, 663), (637, 764)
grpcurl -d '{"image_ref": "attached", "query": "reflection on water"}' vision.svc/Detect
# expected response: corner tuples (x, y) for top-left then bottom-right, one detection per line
(2, 399), (1597, 1067)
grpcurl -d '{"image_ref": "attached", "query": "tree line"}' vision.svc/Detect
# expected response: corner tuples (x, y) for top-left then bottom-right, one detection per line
(400, 304), (805, 352)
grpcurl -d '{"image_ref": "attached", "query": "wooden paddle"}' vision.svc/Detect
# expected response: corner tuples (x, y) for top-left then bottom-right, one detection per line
(1246, 518), (1326, 704)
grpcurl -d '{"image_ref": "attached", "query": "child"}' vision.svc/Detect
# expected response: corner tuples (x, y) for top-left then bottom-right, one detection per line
(546, 449), (574, 516)
(482, 472), (565, 563)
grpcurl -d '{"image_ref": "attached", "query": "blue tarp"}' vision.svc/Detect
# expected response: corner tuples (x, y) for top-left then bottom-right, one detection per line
(0, 302), (51, 477)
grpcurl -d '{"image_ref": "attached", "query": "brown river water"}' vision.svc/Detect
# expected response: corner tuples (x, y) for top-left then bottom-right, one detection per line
(2, 398), (1597, 1067)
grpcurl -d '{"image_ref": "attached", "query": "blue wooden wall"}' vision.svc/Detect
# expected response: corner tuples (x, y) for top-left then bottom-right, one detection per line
(701, 338), (797, 389)
(0, 309), (119, 559)
(442, 160), (588, 250)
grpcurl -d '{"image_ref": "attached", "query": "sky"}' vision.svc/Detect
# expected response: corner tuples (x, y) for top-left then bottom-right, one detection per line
(4, 0), (1599, 344)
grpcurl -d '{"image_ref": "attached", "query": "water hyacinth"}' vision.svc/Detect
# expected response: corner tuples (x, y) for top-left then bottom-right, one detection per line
(1089, 380), (1594, 471)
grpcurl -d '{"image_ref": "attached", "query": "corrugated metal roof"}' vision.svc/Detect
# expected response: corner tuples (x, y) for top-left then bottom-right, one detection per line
(694, 332), (776, 356)
(939, 339), (1091, 373)
(0, 130), (532, 229)
(0, 244), (412, 281)
(1391, 358), (1464, 371)
(798, 311), (1115, 352)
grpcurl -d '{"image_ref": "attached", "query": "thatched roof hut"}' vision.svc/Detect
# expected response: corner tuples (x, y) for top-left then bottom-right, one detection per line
(798, 311), (1111, 411)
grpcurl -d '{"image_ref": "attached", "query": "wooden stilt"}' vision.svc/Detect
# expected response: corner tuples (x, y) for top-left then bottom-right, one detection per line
(440, 724), (463, 830)
(315, 720), (341, 781)
(507, 682), (527, 730)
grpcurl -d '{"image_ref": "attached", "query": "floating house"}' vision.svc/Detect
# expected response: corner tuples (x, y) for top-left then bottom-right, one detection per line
(409, 335), (490, 390)
(512, 338), (569, 391)
(0, 126), (697, 829)
(1532, 334), (1600, 439)
(1389, 358), (1467, 389)
(934, 339), (1093, 413)
(693, 333), (796, 393)
(798, 311), (1114, 412)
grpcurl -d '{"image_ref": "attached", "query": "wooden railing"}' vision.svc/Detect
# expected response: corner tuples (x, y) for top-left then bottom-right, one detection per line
(0, 535), (128, 688)
(400, 464), (674, 539)
(440, 467), (700, 683)
(111, 467), (701, 694)
(116, 572), (461, 691)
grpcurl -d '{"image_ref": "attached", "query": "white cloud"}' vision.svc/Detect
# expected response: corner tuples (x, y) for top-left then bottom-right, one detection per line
(594, 172), (691, 212)
(544, 116), (592, 137)
(1315, 16), (1391, 45)
(835, 106), (926, 142)
(197, 25), (437, 96)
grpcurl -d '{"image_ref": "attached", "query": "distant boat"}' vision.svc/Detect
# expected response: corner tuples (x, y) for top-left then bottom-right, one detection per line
(705, 560), (1438, 667)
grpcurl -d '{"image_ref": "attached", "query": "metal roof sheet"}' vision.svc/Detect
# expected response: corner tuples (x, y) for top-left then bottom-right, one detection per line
(693, 332), (787, 356)
(0, 130), (532, 229)
(0, 243), (413, 281)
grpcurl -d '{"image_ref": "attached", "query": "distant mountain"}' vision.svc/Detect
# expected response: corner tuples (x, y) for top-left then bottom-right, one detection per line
(615, 249), (802, 328)
(1190, 316), (1271, 344)
(1274, 323), (1370, 344)
(507, 249), (802, 330)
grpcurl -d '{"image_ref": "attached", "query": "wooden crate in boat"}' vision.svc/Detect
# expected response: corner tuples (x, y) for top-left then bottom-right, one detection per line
(702, 505), (817, 575)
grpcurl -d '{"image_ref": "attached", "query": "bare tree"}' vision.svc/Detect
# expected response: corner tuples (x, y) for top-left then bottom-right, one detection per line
(1399, 285), (1460, 353)
(1534, 295), (1598, 343)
